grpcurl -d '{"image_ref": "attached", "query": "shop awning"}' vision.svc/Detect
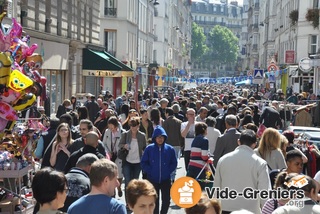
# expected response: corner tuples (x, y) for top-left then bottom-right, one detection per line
(83, 48), (133, 71)
(83, 49), (121, 71)
(104, 52), (133, 71)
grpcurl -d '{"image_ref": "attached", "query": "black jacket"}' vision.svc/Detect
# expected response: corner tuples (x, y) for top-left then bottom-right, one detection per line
(60, 168), (91, 212)
(64, 145), (105, 174)
(68, 137), (106, 156)
(259, 107), (282, 129)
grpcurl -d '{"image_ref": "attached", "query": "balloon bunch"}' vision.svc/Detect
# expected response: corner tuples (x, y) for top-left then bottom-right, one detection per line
(0, 122), (40, 162)
(0, 13), (46, 132)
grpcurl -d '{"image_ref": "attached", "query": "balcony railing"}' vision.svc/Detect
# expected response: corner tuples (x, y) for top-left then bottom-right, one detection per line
(104, 8), (117, 17)
(252, 44), (258, 51)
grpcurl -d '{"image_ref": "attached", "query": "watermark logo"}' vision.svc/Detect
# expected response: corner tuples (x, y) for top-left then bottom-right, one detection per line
(170, 176), (202, 208)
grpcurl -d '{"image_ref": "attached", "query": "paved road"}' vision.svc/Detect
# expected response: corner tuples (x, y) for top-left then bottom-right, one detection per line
(117, 157), (187, 214)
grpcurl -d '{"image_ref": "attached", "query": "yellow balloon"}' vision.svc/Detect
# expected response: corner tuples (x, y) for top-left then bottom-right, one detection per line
(8, 70), (33, 92)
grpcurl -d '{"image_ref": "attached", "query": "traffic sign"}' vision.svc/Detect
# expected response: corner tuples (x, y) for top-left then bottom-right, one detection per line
(299, 57), (312, 73)
(253, 69), (263, 84)
(254, 69), (263, 78)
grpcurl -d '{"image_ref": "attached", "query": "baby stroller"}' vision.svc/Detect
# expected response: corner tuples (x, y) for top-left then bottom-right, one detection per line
(195, 157), (216, 188)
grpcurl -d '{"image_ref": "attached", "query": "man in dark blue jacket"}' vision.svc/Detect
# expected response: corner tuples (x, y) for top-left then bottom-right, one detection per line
(141, 125), (177, 214)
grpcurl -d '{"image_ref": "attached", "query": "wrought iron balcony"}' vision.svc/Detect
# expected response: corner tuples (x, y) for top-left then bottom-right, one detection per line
(104, 8), (117, 17)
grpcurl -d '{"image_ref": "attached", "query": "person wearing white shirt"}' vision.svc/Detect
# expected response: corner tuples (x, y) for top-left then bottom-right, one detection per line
(214, 130), (271, 213)
(181, 108), (196, 171)
(205, 116), (221, 155)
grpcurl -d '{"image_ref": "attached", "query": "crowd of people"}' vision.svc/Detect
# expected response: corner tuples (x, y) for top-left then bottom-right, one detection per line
(3, 84), (320, 214)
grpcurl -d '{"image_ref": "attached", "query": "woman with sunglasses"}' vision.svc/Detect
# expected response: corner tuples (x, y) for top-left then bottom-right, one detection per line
(119, 117), (147, 192)
(122, 109), (140, 131)
(50, 123), (73, 172)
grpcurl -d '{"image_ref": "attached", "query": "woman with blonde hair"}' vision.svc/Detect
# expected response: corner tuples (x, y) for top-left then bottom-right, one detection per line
(254, 127), (287, 171)
(50, 123), (73, 171)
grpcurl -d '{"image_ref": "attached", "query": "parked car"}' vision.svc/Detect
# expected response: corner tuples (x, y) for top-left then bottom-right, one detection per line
(299, 132), (320, 149)
(286, 126), (320, 135)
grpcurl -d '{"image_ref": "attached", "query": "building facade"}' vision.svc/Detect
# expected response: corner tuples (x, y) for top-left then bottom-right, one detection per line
(191, 0), (243, 78)
(3, 0), (101, 114)
(153, 0), (192, 87)
(244, 0), (320, 94)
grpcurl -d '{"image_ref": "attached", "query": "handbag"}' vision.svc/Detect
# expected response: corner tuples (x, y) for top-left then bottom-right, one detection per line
(257, 124), (267, 137)
(110, 152), (117, 162)
(117, 147), (129, 161)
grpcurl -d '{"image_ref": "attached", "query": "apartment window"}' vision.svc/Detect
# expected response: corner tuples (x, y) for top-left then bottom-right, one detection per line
(105, 30), (117, 56)
(221, 7), (224, 13)
(213, 6), (216, 12)
(105, 0), (117, 17)
(310, 35), (318, 54)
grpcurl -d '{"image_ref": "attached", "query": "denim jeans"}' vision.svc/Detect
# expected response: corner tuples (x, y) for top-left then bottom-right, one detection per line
(122, 161), (141, 189)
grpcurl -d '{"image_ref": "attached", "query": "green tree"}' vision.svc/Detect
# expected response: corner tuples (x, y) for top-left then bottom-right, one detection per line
(207, 25), (239, 64)
(191, 22), (208, 63)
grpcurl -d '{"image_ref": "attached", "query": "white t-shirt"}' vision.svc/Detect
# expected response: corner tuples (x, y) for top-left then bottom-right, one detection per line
(126, 138), (140, 164)
(181, 122), (195, 151)
(206, 127), (221, 155)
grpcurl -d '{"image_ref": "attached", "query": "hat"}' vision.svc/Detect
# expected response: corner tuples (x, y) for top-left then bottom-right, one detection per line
(271, 100), (279, 104)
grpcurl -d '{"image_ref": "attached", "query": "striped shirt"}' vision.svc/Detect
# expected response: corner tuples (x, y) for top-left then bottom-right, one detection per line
(189, 135), (209, 169)
(262, 198), (284, 214)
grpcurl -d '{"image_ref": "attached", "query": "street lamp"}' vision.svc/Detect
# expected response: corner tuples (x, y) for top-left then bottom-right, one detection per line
(153, 0), (159, 6)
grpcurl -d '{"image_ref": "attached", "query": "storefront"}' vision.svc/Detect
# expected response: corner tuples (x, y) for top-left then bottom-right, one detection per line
(82, 48), (133, 97)
(30, 37), (69, 115)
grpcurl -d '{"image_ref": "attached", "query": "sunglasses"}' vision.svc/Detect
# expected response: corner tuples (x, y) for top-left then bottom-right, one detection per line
(129, 123), (138, 127)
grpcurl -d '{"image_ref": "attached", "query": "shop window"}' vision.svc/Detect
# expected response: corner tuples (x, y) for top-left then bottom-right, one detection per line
(45, 70), (63, 114)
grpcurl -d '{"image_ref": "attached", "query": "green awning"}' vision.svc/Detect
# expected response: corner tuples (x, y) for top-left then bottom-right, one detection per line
(83, 48), (122, 71)
(83, 48), (133, 71)
(104, 51), (133, 71)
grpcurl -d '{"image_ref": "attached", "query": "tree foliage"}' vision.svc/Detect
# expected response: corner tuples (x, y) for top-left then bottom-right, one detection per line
(191, 22), (208, 63)
(207, 25), (239, 64)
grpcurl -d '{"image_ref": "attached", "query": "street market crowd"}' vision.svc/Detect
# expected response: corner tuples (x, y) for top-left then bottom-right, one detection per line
(2, 83), (320, 214)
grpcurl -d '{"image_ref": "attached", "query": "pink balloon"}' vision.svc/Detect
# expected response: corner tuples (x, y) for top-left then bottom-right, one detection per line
(23, 44), (38, 57)
(0, 30), (11, 52)
(9, 18), (22, 39)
